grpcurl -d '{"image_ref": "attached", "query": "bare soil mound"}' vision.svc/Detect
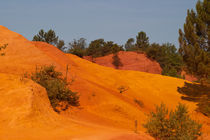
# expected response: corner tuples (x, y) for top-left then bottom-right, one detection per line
(84, 51), (162, 74)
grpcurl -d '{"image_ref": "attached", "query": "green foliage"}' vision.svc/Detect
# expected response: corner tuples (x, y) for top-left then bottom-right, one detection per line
(0, 44), (7, 56)
(68, 38), (87, 57)
(136, 31), (149, 50)
(125, 32), (183, 78)
(125, 31), (149, 51)
(125, 38), (135, 51)
(33, 29), (58, 45)
(112, 53), (123, 69)
(86, 39), (104, 57)
(179, 0), (210, 81)
(57, 40), (66, 51)
(87, 39), (123, 57)
(31, 65), (79, 112)
(33, 29), (65, 51)
(144, 103), (202, 140)
(146, 43), (183, 77)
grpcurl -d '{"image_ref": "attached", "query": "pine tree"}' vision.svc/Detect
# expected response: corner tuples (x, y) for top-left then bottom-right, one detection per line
(33, 29), (65, 51)
(125, 38), (135, 51)
(179, 0), (210, 81)
(33, 29), (58, 45)
(136, 31), (149, 50)
(68, 38), (87, 57)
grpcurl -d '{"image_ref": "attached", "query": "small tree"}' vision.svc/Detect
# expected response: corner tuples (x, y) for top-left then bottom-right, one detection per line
(57, 40), (66, 51)
(87, 39), (105, 57)
(125, 38), (135, 51)
(112, 53), (123, 69)
(68, 38), (87, 57)
(87, 39), (123, 57)
(0, 44), (7, 56)
(144, 103), (202, 140)
(30, 65), (79, 112)
(33, 29), (65, 51)
(136, 31), (149, 50)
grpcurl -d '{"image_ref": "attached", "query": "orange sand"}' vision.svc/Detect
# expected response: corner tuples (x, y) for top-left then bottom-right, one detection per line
(0, 25), (209, 139)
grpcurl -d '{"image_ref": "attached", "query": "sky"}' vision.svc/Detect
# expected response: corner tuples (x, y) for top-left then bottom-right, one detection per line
(0, 0), (197, 48)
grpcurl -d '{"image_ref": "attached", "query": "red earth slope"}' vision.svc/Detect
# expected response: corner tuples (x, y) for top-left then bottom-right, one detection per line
(84, 51), (197, 82)
(84, 51), (162, 74)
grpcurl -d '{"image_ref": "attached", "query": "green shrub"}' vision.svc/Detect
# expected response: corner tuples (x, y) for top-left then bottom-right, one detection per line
(134, 99), (144, 108)
(146, 43), (183, 78)
(144, 103), (202, 140)
(0, 44), (7, 56)
(86, 39), (123, 57)
(31, 65), (79, 112)
(112, 53), (123, 69)
(117, 85), (128, 93)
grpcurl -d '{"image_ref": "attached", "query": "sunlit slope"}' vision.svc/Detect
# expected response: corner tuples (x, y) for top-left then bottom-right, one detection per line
(33, 39), (209, 132)
(0, 73), (153, 140)
(65, 54), (208, 125)
(0, 26), (209, 137)
(0, 26), (154, 139)
(0, 26), (65, 74)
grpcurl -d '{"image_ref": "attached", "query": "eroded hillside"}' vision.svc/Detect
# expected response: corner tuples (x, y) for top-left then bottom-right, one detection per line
(0, 25), (209, 139)
(84, 51), (162, 74)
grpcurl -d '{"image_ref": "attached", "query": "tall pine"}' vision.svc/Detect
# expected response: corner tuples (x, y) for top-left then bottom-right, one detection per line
(179, 0), (210, 81)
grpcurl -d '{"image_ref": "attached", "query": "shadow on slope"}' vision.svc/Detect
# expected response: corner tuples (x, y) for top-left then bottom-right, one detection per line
(177, 82), (210, 117)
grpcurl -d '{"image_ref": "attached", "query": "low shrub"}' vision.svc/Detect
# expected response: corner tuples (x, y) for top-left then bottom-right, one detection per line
(144, 103), (202, 140)
(112, 53), (123, 69)
(134, 99), (144, 108)
(0, 44), (7, 56)
(117, 85), (128, 93)
(30, 65), (79, 112)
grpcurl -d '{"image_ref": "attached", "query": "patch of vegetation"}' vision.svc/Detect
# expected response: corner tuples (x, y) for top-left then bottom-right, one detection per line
(117, 86), (128, 93)
(144, 103), (202, 140)
(112, 53), (123, 69)
(134, 99), (144, 108)
(30, 65), (79, 112)
(67, 38), (87, 57)
(33, 29), (66, 51)
(146, 43), (183, 78)
(178, 82), (210, 117)
(86, 39), (123, 58)
(125, 31), (183, 78)
(179, 0), (210, 81)
(0, 44), (8, 56)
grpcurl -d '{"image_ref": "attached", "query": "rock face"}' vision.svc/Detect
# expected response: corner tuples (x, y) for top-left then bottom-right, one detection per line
(84, 51), (162, 74)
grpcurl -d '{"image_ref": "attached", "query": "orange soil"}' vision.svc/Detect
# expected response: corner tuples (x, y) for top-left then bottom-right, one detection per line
(0, 25), (209, 139)
(84, 51), (162, 74)
(84, 52), (197, 82)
